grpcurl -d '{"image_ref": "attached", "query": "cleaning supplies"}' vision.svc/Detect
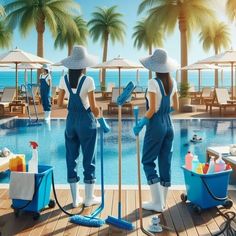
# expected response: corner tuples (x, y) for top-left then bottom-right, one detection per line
(196, 163), (203, 174)
(185, 151), (194, 170)
(207, 156), (215, 174)
(215, 154), (226, 172)
(9, 155), (26, 172)
(191, 155), (199, 172)
(28, 141), (38, 173)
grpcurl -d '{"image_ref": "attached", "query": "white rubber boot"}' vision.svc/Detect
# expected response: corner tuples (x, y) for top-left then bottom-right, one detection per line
(162, 186), (168, 209)
(70, 183), (83, 208)
(142, 182), (164, 212)
(44, 111), (51, 120)
(84, 183), (101, 207)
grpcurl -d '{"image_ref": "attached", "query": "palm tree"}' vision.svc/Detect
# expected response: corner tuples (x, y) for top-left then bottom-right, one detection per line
(4, 0), (80, 58)
(133, 18), (164, 79)
(138, 0), (216, 84)
(199, 21), (231, 87)
(0, 5), (12, 49)
(88, 6), (126, 91)
(54, 16), (88, 56)
(226, 0), (236, 22)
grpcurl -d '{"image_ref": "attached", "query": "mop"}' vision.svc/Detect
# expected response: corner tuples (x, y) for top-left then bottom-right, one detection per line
(69, 111), (110, 227)
(133, 106), (155, 236)
(105, 81), (135, 230)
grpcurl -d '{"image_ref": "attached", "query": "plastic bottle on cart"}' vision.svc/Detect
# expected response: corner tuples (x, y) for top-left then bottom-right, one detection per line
(207, 156), (215, 174)
(28, 141), (38, 173)
(196, 163), (204, 174)
(215, 154), (226, 172)
(185, 151), (194, 170)
(192, 155), (199, 172)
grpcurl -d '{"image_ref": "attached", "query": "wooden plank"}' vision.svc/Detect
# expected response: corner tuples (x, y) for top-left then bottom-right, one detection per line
(166, 190), (187, 235)
(51, 189), (74, 236)
(172, 190), (198, 236)
(161, 190), (178, 236)
(126, 189), (137, 236)
(98, 189), (114, 236)
(40, 189), (70, 236)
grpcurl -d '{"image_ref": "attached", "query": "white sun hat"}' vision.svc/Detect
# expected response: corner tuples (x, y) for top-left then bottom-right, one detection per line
(139, 48), (179, 73)
(42, 64), (51, 72)
(61, 45), (98, 69)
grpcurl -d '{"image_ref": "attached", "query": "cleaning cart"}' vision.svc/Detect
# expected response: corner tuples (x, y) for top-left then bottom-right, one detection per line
(181, 166), (233, 214)
(11, 165), (55, 220)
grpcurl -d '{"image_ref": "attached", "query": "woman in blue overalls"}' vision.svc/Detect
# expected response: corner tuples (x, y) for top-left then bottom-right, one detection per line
(40, 64), (52, 120)
(133, 48), (179, 212)
(58, 45), (109, 208)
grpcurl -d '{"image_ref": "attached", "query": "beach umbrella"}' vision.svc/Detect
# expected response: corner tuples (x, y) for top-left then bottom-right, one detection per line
(181, 63), (222, 91)
(17, 63), (42, 84)
(197, 50), (236, 98)
(93, 57), (143, 92)
(0, 48), (52, 99)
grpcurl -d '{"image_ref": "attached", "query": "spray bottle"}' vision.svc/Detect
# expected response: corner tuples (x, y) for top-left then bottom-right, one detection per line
(185, 151), (194, 170)
(28, 141), (38, 173)
(215, 154), (226, 172)
(207, 156), (215, 174)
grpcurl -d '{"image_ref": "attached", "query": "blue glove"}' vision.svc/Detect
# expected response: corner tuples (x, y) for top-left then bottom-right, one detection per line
(98, 117), (110, 133)
(133, 117), (149, 136)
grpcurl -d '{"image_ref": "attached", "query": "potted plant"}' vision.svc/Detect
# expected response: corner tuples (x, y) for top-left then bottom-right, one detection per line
(179, 82), (191, 112)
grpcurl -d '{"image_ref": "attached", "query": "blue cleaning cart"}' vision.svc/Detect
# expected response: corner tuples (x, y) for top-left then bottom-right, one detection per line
(11, 165), (55, 220)
(181, 166), (233, 214)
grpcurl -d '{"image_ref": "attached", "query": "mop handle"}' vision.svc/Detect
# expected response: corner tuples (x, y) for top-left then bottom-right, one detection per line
(134, 106), (155, 236)
(118, 105), (122, 219)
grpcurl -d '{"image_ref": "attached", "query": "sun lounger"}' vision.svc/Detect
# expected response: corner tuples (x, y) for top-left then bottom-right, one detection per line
(108, 87), (133, 114)
(51, 86), (59, 105)
(0, 87), (16, 115)
(205, 88), (236, 115)
(103, 83), (115, 99)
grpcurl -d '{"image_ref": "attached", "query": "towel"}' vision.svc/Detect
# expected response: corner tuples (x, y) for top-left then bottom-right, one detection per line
(9, 172), (35, 200)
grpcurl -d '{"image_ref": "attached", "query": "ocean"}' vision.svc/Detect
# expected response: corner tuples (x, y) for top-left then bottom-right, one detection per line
(0, 69), (233, 91)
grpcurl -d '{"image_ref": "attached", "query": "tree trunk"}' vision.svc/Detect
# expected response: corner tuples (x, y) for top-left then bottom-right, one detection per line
(36, 17), (45, 83)
(68, 42), (73, 56)
(178, 11), (188, 84)
(214, 47), (219, 88)
(101, 33), (109, 92)
(148, 45), (152, 80)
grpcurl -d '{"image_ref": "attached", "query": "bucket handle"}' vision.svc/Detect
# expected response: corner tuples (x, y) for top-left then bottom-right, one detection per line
(200, 176), (228, 202)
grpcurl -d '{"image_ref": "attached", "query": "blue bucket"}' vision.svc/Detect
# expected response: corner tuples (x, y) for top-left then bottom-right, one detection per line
(182, 166), (232, 209)
(12, 165), (53, 213)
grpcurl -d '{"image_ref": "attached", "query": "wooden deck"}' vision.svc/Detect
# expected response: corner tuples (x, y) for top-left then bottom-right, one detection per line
(0, 188), (236, 236)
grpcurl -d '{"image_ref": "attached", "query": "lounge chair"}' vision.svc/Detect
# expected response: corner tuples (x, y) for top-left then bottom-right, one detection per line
(193, 87), (213, 104)
(108, 87), (133, 114)
(206, 88), (236, 115)
(103, 83), (115, 99)
(0, 87), (16, 115)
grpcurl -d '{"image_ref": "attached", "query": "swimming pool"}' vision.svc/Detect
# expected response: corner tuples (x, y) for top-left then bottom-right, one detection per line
(0, 118), (235, 185)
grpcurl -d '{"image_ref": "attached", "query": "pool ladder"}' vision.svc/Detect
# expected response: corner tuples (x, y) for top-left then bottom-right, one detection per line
(21, 84), (40, 124)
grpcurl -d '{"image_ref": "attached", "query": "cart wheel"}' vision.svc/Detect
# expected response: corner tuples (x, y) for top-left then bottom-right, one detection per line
(33, 212), (40, 220)
(193, 205), (202, 214)
(48, 200), (55, 208)
(180, 193), (187, 202)
(14, 209), (20, 218)
(223, 199), (233, 209)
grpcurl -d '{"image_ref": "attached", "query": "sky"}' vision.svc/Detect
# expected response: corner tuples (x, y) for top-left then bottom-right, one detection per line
(0, 0), (235, 66)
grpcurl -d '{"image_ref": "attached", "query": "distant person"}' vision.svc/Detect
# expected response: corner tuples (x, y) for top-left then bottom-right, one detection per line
(191, 134), (202, 142)
(39, 64), (52, 120)
(133, 48), (179, 212)
(57, 45), (109, 208)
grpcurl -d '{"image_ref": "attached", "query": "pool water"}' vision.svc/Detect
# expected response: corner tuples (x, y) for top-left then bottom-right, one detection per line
(0, 119), (235, 185)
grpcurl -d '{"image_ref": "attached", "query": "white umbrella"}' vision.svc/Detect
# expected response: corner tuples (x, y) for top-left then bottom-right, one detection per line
(93, 57), (143, 91)
(17, 63), (42, 84)
(181, 63), (222, 91)
(197, 50), (236, 98)
(0, 48), (52, 99)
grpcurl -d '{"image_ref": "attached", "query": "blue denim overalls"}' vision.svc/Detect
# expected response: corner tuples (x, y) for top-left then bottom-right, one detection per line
(64, 75), (97, 184)
(142, 78), (174, 187)
(40, 74), (51, 111)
